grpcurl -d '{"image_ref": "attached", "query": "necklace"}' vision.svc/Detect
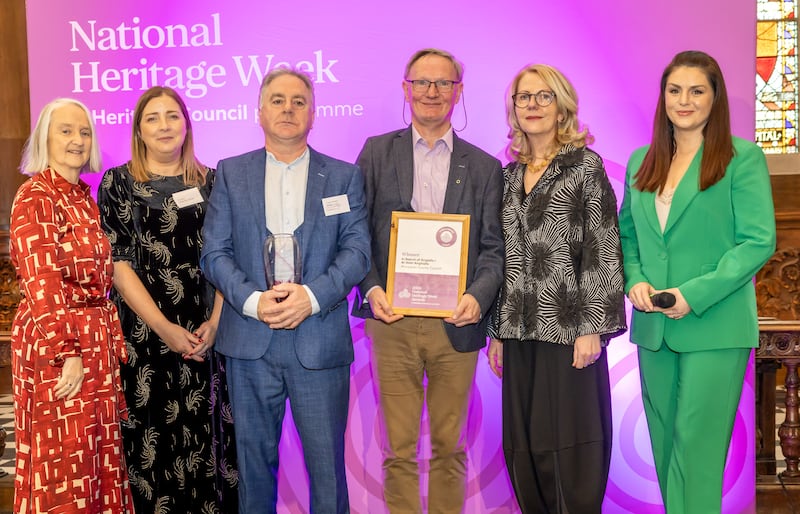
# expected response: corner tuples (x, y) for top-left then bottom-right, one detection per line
(657, 186), (675, 205)
(525, 147), (560, 175)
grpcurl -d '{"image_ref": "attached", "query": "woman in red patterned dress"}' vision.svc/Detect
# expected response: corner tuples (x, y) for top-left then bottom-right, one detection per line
(9, 98), (134, 513)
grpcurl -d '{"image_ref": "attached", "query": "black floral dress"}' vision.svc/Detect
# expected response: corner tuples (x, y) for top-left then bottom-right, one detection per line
(98, 164), (238, 514)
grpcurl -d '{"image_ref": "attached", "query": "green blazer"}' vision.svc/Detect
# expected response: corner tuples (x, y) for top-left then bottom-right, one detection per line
(619, 137), (776, 352)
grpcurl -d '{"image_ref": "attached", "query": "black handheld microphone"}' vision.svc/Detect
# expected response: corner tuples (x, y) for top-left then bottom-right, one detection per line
(650, 292), (676, 309)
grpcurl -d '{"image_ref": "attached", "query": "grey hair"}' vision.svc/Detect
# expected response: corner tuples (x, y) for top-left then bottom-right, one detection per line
(404, 48), (464, 81)
(257, 68), (315, 108)
(20, 98), (101, 176)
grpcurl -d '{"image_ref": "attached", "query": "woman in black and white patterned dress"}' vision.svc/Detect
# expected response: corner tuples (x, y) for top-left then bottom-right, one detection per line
(487, 64), (626, 514)
(98, 86), (238, 514)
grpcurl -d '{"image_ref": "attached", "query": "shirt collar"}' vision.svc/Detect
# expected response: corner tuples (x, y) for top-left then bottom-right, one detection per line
(266, 147), (310, 168)
(44, 167), (90, 195)
(411, 125), (454, 152)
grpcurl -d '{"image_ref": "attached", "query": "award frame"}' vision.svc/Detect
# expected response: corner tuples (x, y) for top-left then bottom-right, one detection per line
(386, 211), (470, 317)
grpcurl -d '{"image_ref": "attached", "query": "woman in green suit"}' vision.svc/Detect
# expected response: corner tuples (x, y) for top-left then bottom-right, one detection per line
(619, 50), (776, 513)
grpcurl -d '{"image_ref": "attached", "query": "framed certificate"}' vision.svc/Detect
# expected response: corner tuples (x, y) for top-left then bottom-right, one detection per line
(386, 211), (470, 317)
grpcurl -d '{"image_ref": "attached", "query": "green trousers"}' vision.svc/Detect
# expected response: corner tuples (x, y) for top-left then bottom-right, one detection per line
(638, 344), (750, 514)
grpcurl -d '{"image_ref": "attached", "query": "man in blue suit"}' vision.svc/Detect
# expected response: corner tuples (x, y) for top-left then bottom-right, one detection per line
(201, 68), (371, 514)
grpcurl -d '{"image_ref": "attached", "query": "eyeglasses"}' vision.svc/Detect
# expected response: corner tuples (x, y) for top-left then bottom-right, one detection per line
(405, 79), (461, 93)
(512, 90), (556, 108)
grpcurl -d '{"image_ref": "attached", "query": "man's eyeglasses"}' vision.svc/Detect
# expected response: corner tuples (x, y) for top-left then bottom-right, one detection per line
(512, 90), (557, 108)
(405, 79), (461, 93)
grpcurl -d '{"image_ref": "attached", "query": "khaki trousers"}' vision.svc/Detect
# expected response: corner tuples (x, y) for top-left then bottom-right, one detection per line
(366, 317), (478, 514)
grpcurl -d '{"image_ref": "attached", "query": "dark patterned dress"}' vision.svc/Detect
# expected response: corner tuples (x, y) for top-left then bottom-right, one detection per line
(489, 145), (626, 513)
(10, 168), (134, 514)
(97, 164), (238, 514)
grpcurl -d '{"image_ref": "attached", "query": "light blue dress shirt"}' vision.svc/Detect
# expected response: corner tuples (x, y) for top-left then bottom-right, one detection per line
(243, 147), (321, 319)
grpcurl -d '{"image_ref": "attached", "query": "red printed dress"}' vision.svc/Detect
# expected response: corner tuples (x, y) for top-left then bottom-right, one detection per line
(10, 168), (133, 514)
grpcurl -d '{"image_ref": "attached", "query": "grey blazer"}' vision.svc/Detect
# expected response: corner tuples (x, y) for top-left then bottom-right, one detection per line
(353, 127), (504, 352)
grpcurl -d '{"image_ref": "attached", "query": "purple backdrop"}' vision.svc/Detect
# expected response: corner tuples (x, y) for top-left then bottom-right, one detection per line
(26, 1), (758, 512)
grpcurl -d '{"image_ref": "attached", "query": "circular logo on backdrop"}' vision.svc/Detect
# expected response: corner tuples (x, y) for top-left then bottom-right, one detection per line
(436, 226), (457, 247)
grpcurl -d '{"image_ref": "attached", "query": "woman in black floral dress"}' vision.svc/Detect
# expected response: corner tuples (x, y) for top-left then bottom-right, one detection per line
(98, 86), (238, 513)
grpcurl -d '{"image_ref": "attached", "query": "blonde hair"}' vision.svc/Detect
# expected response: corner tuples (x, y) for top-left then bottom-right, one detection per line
(20, 98), (102, 175)
(129, 86), (206, 185)
(505, 64), (593, 163)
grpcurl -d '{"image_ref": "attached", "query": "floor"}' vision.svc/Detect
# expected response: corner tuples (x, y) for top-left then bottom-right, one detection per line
(0, 370), (12, 514)
(755, 386), (800, 513)
(758, 485), (800, 514)
(0, 370), (795, 513)
(0, 394), (13, 478)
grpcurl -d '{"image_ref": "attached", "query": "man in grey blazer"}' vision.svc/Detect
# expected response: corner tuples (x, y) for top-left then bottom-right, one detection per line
(201, 69), (370, 514)
(353, 48), (504, 513)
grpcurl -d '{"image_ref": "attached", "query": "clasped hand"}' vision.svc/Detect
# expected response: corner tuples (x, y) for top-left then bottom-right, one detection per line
(258, 283), (312, 329)
(159, 322), (210, 362)
(628, 282), (691, 320)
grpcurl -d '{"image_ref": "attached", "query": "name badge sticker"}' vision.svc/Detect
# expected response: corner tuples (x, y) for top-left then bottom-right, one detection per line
(172, 187), (204, 208)
(322, 194), (351, 216)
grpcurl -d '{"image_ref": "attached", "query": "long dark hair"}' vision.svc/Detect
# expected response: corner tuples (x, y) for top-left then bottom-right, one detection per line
(635, 50), (733, 192)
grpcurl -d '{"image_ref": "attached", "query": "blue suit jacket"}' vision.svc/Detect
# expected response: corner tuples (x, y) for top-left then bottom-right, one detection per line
(201, 146), (371, 369)
(353, 128), (504, 352)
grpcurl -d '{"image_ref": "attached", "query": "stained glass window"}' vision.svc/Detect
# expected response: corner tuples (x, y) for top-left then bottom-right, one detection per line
(757, 0), (798, 153)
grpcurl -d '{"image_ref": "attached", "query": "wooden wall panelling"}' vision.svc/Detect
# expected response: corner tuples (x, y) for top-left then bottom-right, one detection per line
(0, 0), (31, 364)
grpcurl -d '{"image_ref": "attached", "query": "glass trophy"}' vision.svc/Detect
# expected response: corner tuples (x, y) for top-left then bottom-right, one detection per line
(264, 233), (302, 288)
